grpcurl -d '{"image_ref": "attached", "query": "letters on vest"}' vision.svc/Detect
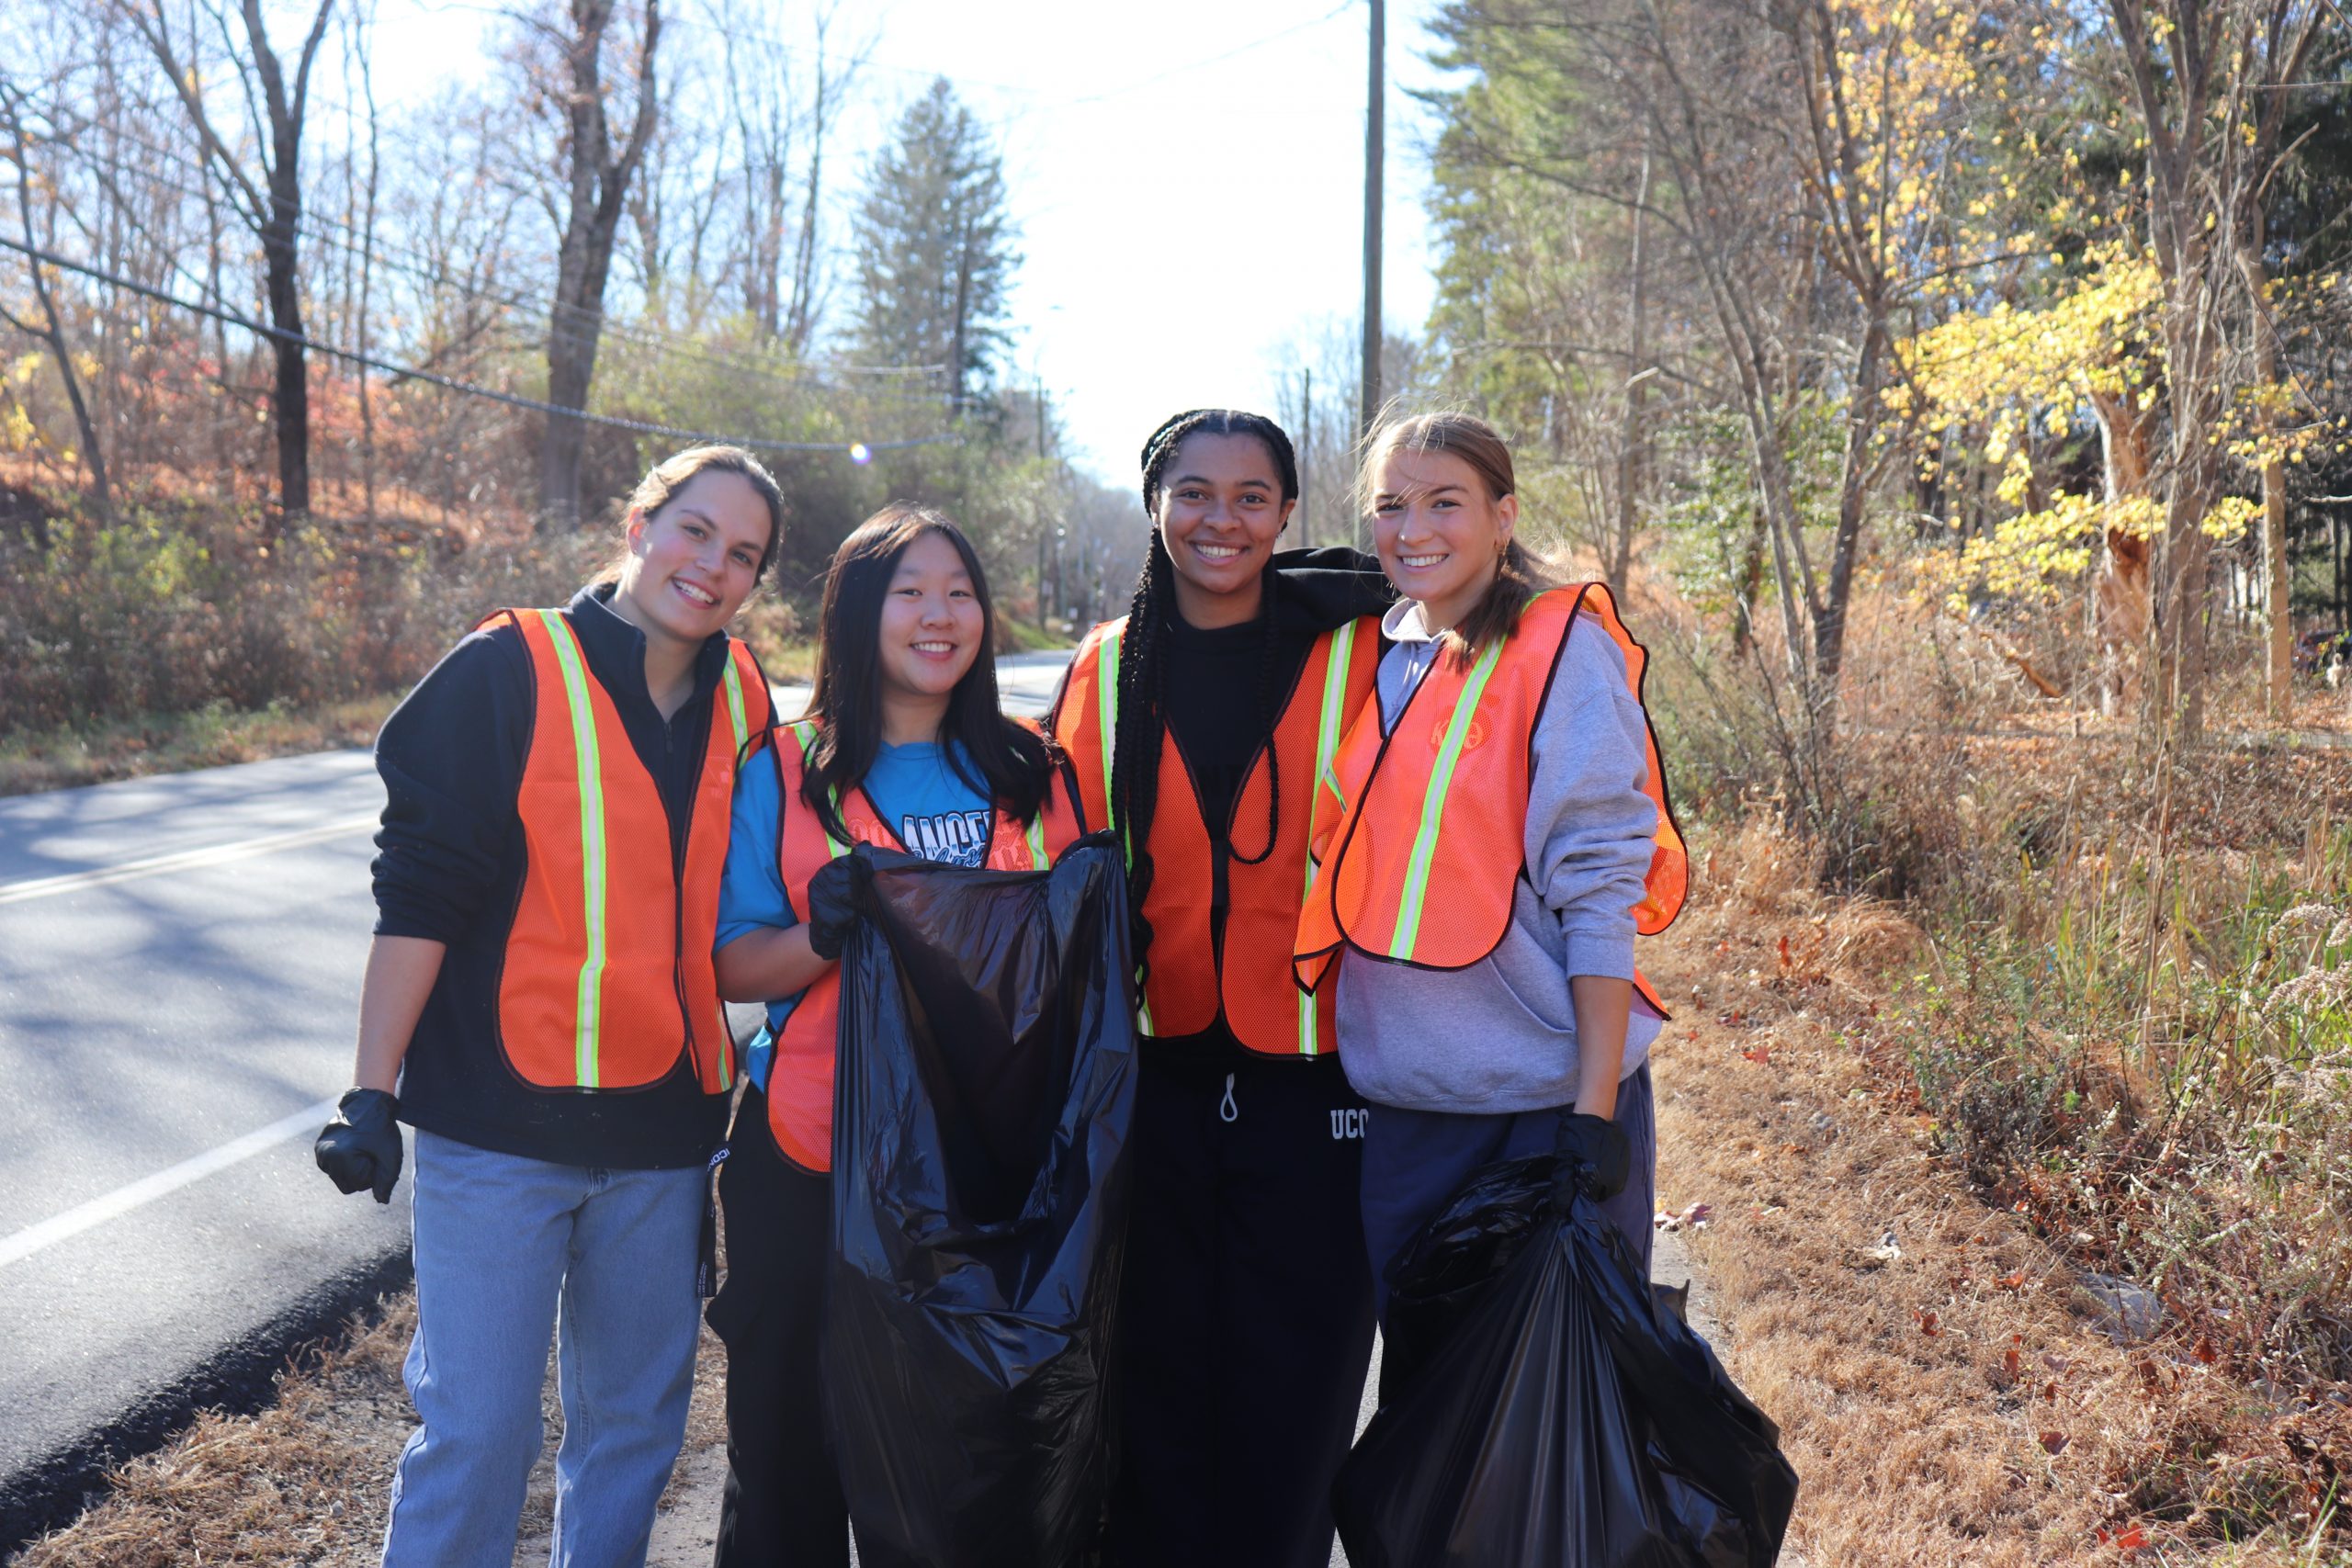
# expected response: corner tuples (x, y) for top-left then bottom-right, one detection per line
(496, 606), (772, 1095)
(1293, 583), (1687, 1014)
(764, 721), (1083, 1173)
(1055, 615), (1381, 1056)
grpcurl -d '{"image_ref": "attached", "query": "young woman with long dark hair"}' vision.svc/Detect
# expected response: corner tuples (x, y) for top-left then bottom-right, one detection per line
(1294, 412), (1686, 1369)
(705, 502), (1085, 1568)
(1051, 409), (1391, 1568)
(314, 445), (783, 1567)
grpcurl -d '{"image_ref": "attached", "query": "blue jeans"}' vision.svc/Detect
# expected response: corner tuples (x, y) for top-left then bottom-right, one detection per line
(381, 1131), (706, 1568)
(1359, 1063), (1657, 1327)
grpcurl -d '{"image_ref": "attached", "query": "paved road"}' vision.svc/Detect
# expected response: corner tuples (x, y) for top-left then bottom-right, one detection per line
(0, 650), (1073, 1547)
(0, 750), (410, 1543)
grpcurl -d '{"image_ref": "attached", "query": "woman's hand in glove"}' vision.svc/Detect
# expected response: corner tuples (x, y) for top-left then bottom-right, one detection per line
(804, 854), (870, 961)
(316, 1088), (403, 1203)
(1555, 1111), (1632, 1201)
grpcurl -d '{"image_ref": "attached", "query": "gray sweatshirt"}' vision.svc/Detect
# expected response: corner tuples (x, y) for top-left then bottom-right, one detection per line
(1333, 598), (1664, 1115)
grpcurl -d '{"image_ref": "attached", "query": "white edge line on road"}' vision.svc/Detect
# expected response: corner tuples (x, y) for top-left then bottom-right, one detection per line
(0, 1099), (343, 1269)
(0, 813), (381, 906)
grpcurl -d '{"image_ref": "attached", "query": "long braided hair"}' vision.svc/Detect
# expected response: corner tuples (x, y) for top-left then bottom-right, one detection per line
(1115, 409), (1300, 987)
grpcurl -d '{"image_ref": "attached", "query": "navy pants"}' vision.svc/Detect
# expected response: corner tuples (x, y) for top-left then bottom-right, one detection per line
(1358, 1062), (1658, 1333)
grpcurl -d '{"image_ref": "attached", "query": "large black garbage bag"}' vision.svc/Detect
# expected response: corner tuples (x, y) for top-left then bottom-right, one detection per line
(1335, 1155), (1800, 1568)
(820, 837), (1137, 1568)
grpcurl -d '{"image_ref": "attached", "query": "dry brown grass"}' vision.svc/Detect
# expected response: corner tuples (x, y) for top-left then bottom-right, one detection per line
(1654, 822), (2350, 1567)
(14, 1301), (417, 1567)
(0, 695), (400, 797)
(13, 1297), (734, 1566)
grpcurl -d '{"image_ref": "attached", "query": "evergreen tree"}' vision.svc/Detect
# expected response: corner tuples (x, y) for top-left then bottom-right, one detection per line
(850, 79), (1018, 413)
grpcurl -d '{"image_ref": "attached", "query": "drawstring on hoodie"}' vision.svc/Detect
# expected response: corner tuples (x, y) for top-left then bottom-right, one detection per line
(1219, 1072), (1239, 1123)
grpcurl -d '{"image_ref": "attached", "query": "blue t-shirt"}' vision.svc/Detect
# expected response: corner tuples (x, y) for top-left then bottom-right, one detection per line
(716, 738), (993, 1089)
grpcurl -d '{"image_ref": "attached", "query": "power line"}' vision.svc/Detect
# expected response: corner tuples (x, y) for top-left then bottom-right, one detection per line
(0, 232), (962, 457)
(29, 122), (955, 402)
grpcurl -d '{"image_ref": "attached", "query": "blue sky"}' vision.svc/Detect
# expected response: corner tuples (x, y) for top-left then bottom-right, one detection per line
(372, 0), (1444, 483)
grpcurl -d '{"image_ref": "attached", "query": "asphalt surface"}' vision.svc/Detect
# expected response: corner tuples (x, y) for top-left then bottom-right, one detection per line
(0, 650), (1074, 1550)
(0, 750), (410, 1547)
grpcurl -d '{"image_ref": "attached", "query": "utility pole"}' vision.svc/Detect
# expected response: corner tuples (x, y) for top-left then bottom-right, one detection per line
(1359, 0), (1385, 445)
(1035, 374), (1050, 630)
(1300, 366), (1313, 547)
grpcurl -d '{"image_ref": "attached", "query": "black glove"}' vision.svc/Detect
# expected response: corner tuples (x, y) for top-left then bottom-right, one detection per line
(804, 853), (868, 962)
(1555, 1111), (1632, 1201)
(316, 1088), (403, 1204)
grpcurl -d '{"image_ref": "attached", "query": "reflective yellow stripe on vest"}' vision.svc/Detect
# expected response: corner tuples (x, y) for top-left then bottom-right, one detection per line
(535, 609), (610, 1089)
(1091, 629), (1153, 1032)
(791, 722), (851, 860)
(721, 656), (749, 757)
(1389, 638), (1506, 960)
(1296, 620), (1357, 1055)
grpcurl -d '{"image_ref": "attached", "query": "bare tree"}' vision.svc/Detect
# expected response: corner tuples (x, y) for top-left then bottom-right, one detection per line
(533, 0), (660, 532)
(2102, 0), (2326, 741)
(113, 0), (334, 527)
(0, 77), (110, 513)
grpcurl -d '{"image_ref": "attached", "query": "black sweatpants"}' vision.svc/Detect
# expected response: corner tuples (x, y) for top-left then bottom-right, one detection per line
(1109, 1049), (1379, 1568)
(707, 1089), (920, 1568)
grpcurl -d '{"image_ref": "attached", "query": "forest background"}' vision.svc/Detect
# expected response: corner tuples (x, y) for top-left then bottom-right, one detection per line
(5, 0), (2352, 1558)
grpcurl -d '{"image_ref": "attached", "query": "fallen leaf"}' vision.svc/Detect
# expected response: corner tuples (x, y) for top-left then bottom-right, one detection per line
(2002, 1336), (2021, 1382)
(1914, 1308), (1939, 1337)
(1996, 1269), (2030, 1292)
(2192, 1336), (2218, 1365)
(2039, 1430), (2070, 1455)
(2042, 1380), (2059, 1402)
(2096, 1523), (2149, 1553)
(1777, 933), (1792, 972)
(1740, 1045), (1773, 1066)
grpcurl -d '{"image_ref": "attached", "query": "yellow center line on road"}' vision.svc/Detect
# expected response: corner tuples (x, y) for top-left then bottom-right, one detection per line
(0, 813), (381, 906)
(0, 1098), (344, 1270)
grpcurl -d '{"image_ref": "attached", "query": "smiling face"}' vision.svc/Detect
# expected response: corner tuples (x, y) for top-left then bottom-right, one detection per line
(876, 528), (986, 717)
(613, 468), (773, 644)
(1370, 446), (1520, 634)
(1156, 431), (1295, 628)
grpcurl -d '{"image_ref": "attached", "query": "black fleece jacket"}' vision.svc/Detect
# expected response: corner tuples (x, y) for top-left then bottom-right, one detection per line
(370, 583), (739, 1169)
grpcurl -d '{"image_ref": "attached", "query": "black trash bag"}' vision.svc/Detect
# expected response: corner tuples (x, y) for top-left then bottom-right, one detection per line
(1335, 1154), (1800, 1568)
(820, 837), (1137, 1568)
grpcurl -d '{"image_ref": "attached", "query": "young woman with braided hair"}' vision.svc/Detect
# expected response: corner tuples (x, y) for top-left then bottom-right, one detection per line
(1051, 408), (1391, 1568)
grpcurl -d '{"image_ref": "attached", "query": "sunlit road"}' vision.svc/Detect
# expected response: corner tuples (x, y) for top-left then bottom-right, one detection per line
(0, 650), (1072, 1546)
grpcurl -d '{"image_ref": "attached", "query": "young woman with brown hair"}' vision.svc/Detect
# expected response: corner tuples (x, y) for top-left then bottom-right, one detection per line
(1294, 412), (1686, 1371)
(314, 445), (783, 1567)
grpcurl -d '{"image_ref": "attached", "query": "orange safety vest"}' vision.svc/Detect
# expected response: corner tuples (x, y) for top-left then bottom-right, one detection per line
(1294, 583), (1687, 1014)
(1056, 615), (1382, 1056)
(763, 719), (1087, 1173)
(492, 606), (774, 1095)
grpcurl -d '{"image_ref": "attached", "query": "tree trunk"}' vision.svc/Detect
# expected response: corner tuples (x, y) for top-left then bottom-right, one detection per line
(2239, 238), (2291, 720)
(1, 89), (110, 516)
(239, 0), (333, 528)
(1610, 140), (1651, 598)
(539, 0), (661, 534)
(2086, 387), (2155, 715)
(1815, 309), (1887, 694)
